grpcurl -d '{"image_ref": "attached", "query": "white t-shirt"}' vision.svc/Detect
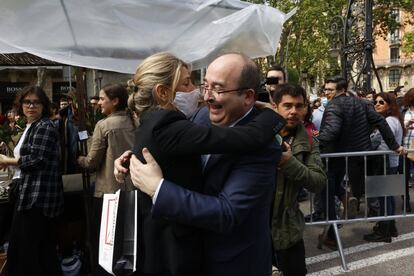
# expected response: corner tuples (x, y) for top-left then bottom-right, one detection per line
(12, 123), (32, 179)
(404, 109), (414, 148)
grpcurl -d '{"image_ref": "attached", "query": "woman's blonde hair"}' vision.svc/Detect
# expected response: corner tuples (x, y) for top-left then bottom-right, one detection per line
(128, 52), (187, 117)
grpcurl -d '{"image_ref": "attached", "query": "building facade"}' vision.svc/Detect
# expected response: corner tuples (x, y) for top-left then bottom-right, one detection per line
(373, 9), (414, 93)
(0, 53), (131, 113)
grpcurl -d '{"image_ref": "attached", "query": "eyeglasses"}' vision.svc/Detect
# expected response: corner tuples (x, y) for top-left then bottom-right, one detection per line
(374, 100), (385, 105)
(22, 100), (42, 108)
(199, 84), (249, 97)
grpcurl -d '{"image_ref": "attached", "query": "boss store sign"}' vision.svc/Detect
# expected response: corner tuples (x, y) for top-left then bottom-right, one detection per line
(52, 82), (76, 102)
(0, 82), (29, 100)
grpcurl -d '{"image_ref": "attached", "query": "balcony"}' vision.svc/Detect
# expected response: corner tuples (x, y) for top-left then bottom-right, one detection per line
(389, 38), (401, 46)
(375, 58), (414, 68)
(388, 82), (401, 90)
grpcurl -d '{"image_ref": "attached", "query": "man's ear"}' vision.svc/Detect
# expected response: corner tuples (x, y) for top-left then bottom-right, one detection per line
(245, 88), (256, 104)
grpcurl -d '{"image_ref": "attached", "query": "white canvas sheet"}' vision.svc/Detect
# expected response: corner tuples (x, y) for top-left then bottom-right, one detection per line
(0, 0), (295, 73)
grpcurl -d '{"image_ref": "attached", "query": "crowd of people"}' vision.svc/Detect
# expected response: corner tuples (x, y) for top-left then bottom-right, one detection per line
(0, 51), (412, 276)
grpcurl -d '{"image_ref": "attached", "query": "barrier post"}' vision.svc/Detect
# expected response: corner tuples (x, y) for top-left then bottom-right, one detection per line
(305, 150), (414, 272)
(333, 222), (349, 271)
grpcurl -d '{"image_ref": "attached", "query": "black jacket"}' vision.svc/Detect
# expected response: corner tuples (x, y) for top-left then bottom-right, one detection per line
(132, 108), (283, 275)
(319, 94), (399, 153)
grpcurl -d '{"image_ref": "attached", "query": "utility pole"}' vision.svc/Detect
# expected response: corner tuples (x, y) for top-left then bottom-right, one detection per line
(364, 0), (373, 92)
(75, 67), (87, 131)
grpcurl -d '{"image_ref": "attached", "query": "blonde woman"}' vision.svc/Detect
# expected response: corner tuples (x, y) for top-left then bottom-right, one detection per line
(114, 52), (283, 276)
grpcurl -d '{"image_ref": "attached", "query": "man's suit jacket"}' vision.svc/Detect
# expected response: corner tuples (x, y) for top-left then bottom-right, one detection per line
(152, 107), (282, 276)
(133, 108), (281, 275)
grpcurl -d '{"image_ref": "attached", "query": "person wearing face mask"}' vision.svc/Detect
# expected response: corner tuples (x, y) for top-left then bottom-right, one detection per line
(174, 88), (202, 118)
(113, 52), (285, 276)
(312, 92), (328, 131)
(172, 66), (203, 118)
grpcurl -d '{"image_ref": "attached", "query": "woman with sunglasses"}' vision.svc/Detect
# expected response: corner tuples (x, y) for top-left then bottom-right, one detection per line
(364, 92), (404, 243)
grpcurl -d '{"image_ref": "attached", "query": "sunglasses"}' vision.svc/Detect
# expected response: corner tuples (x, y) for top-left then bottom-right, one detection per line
(374, 100), (385, 105)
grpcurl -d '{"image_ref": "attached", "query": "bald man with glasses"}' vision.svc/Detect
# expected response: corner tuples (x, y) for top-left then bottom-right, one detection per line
(127, 53), (283, 276)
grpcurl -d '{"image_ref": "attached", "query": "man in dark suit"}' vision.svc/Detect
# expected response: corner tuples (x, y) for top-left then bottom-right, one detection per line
(129, 53), (281, 276)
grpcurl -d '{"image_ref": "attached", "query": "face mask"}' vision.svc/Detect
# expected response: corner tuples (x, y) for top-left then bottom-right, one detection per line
(174, 88), (201, 118)
(321, 97), (328, 107)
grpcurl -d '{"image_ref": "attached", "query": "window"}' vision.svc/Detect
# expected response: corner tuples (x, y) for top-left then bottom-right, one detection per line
(391, 8), (400, 23)
(389, 69), (400, 87)
(390, 28), (400, 43)
(390, 47), (399, 63)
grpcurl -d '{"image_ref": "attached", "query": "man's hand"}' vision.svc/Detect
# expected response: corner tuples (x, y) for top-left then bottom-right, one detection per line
(114, 150), (133, 183)
(312, 130), (319, 137)
(130, 148), (163, 198)
(394, 146), (407, 156)
(278, 142), (292, 167)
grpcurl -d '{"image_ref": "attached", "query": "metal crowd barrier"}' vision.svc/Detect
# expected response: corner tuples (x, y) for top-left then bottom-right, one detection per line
(304, 149), (414, 271)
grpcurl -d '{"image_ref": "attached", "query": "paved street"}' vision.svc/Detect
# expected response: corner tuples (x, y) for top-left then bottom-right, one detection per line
(303, 192), (414, 275)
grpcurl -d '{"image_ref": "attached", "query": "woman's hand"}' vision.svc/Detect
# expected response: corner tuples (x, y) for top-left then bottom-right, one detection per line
(0, 154), (17, 170)
(394, 146), (407, 156)
(406, 119), (414, 128)
(0, 154), (7, 170)
(114, 150), (133, 183)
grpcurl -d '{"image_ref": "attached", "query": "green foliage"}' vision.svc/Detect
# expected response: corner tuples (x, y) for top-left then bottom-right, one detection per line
(15, 117), (26, 130)
(287, 68), (299, 84)
(373, 0), (414, 38)
(403, 31), (414, 54)
(243, 0), (414, 87)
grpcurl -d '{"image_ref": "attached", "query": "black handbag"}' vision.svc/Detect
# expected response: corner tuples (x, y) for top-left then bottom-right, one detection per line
(112, 190), (137, 276)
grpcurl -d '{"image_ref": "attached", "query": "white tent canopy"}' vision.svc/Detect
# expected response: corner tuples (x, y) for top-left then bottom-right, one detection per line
(0, 0), (294, 73)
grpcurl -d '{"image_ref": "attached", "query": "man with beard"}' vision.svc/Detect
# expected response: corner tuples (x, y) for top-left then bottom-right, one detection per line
(271, 84), (326, 276)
